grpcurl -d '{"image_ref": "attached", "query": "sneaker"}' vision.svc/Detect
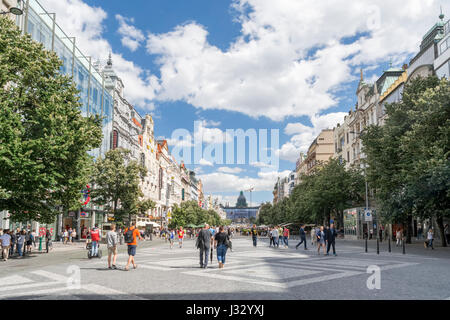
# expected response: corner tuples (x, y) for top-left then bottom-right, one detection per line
(112, 265), (117, 269)
(333, 253), (337, 256)
(325, 253), (329, 256)
(108, 266), (112, 269)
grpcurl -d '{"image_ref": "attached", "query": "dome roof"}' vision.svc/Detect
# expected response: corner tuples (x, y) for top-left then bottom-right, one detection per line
(236, 191), (248, 208)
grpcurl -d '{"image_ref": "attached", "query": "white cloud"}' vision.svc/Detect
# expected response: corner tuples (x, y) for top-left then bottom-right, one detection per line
(277, 112), (347, 162)
(199, 158), (214, 166)
(39, 0), (156, 111)
(198, 169), (291, 193)
(116, 14), (146, 52)
(217, 167), (244, 174)
(146, 0), (448, 121)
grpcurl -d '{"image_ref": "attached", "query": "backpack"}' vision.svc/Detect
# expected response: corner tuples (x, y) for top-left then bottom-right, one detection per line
(124, 228), (134, 243)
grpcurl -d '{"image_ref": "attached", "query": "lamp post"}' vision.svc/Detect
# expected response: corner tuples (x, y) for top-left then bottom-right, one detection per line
(350, 131), (371, 245)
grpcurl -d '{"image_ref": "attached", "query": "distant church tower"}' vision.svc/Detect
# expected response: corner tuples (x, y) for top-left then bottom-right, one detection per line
(236, 191), (248, 208)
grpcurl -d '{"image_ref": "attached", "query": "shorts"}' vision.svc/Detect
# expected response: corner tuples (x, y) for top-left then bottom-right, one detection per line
(127, 245), (137, 256)
(178, 238), (183, 242)
(108, 246), (117, 255)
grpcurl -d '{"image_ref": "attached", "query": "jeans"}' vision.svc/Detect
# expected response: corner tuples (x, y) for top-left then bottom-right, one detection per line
(91, 241), (98, 256)
(283, 236), (288, 247)
(327, 240), (336, 254)
(269, 237), (274, 247)
(217, 244), (228, 264)
(17, 243), (23, 256)
(427, 239), (434, 248)
(199, 247), (210, 267)
(273, 237), (279, 247)
(9, 243), (15, 256)
(252, 237), (257, 247)
(296, 236), (307, 249)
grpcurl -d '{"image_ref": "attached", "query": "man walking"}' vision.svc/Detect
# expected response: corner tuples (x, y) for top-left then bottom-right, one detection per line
(0, 230), (11, 261)
(196, 224), (211, 268)
(325, 224), (337, 256)
(178, 227), (185, 248)
(106, 224), (118, 269)
(251, 224), (258, 247)
(124, 222), (143, 271)
(269, 227), (274, 247)
(295, 225), (307, 250)
(283, 227), (290, 248)
(90, 224), (100, 257)
(272, 226), (279, 248)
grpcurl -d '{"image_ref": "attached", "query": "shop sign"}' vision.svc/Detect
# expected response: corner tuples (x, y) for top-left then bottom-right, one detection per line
(365, 210), (373, 222)
(68, 212), (75, 217)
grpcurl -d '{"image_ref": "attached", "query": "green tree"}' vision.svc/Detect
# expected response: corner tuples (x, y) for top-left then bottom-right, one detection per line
(363, 76), (449, 246)
(90, 148), (147, 223)
(0, 17), (102, 223)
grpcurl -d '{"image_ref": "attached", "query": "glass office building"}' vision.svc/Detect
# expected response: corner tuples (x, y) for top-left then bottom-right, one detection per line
(15, 0), (113, 158)
(3, 0), (113, 235)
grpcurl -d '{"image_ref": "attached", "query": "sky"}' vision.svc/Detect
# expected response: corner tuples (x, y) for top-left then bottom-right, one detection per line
(39, 0), (449, 206)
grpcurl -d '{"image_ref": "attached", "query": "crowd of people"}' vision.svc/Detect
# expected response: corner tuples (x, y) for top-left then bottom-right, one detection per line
(0, 227), (54, 261)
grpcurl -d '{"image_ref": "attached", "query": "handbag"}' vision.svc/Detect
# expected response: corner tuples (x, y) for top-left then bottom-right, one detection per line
(225, 236), (232, 250)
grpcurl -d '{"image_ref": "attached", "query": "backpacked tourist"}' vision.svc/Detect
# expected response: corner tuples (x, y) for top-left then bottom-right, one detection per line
(196, 224), (211, 269)
(214, 226), (230, 269)
(123, 222), (143, 271)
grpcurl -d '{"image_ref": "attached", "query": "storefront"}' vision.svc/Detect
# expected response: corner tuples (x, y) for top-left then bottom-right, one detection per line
(343, 207), (378, 240)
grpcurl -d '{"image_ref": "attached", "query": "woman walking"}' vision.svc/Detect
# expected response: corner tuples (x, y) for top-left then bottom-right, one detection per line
(317, 226), (326, 255)
(396, 228), (402, 247)
(214, 226), (230, 269)
(426, 228), (434, 250)
(169, 229), (175, 249)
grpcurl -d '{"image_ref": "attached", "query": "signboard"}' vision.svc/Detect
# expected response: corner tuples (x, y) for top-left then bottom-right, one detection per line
(39, 227), (46, 237)
(364, 209), (373, 222)
(68, 212), (75, 217)
(80, 211), (89, 218)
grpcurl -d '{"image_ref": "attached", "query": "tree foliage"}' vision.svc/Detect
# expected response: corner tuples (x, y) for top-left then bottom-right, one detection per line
(257, 159), (365, 228)
(0, 17), (102, 223)
(168, 200), (228, 228)
(362, 76), (449, 245)
(90, 148), (147, 223)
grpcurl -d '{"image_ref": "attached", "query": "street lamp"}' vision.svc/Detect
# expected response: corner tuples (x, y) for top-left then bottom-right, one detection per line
(349, 131), (371, 243)
(0, 6), (23, 15)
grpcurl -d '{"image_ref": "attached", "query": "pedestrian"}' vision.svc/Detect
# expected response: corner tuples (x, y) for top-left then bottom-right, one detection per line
(45, 229), (52, 253)
(169, 229), (175, 249)
(106, 224), (118, 269)
(196, 223), (211, 269)
(425, 228), (434, 250)
(251, 224), (258, 247)
(178, 227), (185, 248)
(16, 230), (25, 258)
(311, 227), (317, 246)
(283, 227), (289, 248)
(123, 222), (143, 271)
(325, 223), (337, 256)
(269, 227), (274, 247)
(26, 231), (33, 254)
(71, 229), (77, 243)
(317, 226), (326, 255)
(63, 229), (69, 245)
(68, 228), (73, 243)
(215, 226), (230, 269)
(295, 225), (307, 250)
(272, 226), (279, 248)
(90, 224), (101, 257)
(9, 230), (16, 257)
(0, 230), (11, 261)
(444, 224), (450, 245)
(417, 226), (423, 240)
(396, 228), (402, 247)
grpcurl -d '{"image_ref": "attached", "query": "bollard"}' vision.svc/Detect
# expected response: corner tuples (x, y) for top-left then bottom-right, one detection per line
(377, 237), (379, 254)
(402, 238), (405, 254)
(388, 237), (391, 252)
(365, 236), (368, 253)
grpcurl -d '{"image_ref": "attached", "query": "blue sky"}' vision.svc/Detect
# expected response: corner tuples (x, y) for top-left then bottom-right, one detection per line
(41, 0), (448, 206)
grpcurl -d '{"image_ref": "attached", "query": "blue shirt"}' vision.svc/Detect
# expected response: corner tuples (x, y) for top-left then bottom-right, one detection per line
(209, 228), (216, 237)
(0, 234), (11, 246)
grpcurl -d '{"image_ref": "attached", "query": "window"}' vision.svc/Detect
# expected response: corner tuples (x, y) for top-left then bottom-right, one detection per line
(347, 151), (350, 162)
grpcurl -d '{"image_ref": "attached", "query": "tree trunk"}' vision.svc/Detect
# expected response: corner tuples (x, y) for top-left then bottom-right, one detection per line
(436, 215), (447, 247)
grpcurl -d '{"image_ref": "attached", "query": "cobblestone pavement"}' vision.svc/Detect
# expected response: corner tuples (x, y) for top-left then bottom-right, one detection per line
(1, 237), (449, 300)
